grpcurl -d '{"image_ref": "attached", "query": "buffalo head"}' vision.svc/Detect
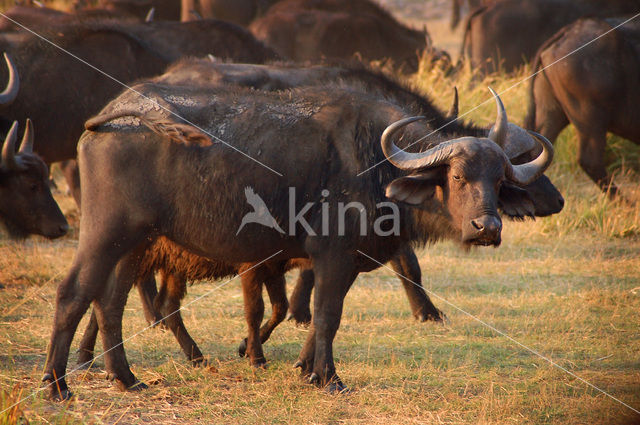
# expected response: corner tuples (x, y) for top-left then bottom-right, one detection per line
(0, 120), (68, 239)
(383, 90), (553, 246)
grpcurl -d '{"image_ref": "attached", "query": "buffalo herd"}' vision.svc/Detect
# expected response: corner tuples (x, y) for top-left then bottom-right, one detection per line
(0, 0), (635, 400)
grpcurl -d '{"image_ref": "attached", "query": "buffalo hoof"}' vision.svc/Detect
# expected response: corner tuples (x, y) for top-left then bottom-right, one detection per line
(238, 338), (248, 357)
(250, 358), (267, 369)
(191, 357), (208, 367)
(43, 374), (73, 401)
(113, 378), (148, 392)
(324, 379), (349, 395)
(50, 387), (73, 401)
(308, 372), (319, 384)
(293, 357), (314, 376)
(287, 311), (311, 327)
(416, 309), (447, 323)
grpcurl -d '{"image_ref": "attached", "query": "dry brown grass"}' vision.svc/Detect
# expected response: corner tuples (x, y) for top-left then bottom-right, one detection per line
(1, 0), (640, 424)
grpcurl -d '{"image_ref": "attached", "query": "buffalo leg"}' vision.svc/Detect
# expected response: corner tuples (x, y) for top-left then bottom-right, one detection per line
(389, 245), (444, 322)
(289, 246), (444, 325)
(43, 244), (130, 399)
(137, 274), (161, 326)
(577, 130), (618, 197)
(154, 270), (205, 366)
(239, 272), (288, 357)
(288, 267), (314, 324)
(296, 253), (356, 392)
(91, 249), (148, 392)
(76, 309), (100, 368)
(76, 273), (161, 368)
(59, 160), (81, 207)
(240, 267), (268, 367)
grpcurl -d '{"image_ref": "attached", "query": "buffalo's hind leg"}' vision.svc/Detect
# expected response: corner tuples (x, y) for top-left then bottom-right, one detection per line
(390, 245), (444, 322)
(91, 244), (154, 392)
(43, 238), (136, 400)
(76, 274), (160, 369)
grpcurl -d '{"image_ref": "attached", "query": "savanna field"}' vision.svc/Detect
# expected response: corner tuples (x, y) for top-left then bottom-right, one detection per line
(1, 0), (640, 423)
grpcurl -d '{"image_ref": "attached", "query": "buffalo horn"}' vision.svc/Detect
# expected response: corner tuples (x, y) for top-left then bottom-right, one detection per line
(1, 121), (20, 170)
(505, 130), (554, 186)
(446, 87), (458, 121)
(0, 53), (19, 105)
(487, 87), (507, 147)
(381, 116), (469, 171)
(18, 118), (33, 153)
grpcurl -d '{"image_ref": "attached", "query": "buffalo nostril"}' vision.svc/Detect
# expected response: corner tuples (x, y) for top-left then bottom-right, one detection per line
(59, 224), (69, 235)
(558, 196), (565, 208)
(471, 219), (484, 231)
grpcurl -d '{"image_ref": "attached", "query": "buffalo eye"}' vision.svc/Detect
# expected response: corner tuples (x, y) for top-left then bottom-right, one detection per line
(453, 175), (462, 181)
(30, 182), (38, 192)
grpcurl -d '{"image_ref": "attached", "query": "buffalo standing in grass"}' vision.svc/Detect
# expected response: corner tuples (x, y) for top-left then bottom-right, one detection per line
(74, 59), (564, 370)
(42, 72), (553, 398)
(0, 17), (277, 204)
(249, 0), (442, 73)
(525, 17), (640, 197)
(460, 0), (640, 77)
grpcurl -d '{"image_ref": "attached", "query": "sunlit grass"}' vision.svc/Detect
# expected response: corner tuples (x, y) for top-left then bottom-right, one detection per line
(0, 1), (639, 423)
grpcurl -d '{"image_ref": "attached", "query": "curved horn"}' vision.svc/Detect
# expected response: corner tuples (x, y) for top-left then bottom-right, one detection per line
(505, 130), (554, 185)
(0, 53), (19, 105)
(447, 86), (458, 121)
(145, 7), (155, 22)
(18, 118), (33, 153)
(487, 87), (507, 147)
(382, 116), (467, 171)
(1, 121), (20, 170)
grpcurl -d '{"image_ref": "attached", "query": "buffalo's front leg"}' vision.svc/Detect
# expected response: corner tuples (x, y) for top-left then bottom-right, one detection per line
(390, 245), (444, 322)
(137, 274), (161, 326)
(240, 267), (267, 367)
(288, 267), (314, 325)
(296, 255), (356, 392)
(239, 272), (288, 356)
(154, 271), (205, 365)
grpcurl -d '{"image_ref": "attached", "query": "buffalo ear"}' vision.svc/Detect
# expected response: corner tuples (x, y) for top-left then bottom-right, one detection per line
(499, 182), (535, 220)
(386, 172), (441, 205)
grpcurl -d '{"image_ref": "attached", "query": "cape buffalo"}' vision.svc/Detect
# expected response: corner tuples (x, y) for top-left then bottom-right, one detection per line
(70, 58), (565, 372)
(95, 0), (181, 21)
(249, 0), (437, 73)
(41, 75), (553, 399)
(0, 18), (277, 204)
(180, 0), (279, 25)
(460, 0), (640, 76)
(0, 117), (68, 239)
(525, 17), (640, 197)
(72, 59), (565, 370)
